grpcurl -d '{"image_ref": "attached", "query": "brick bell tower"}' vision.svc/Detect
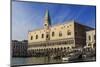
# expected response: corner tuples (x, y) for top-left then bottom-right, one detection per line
(44, 9), (51, 40)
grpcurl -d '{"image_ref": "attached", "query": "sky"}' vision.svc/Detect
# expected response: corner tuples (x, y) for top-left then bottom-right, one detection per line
(12, 1), (96, 40)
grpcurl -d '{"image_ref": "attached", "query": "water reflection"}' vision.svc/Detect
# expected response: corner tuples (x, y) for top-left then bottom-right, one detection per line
(11, 56), (95, 66)
(12, 57), (60, 66)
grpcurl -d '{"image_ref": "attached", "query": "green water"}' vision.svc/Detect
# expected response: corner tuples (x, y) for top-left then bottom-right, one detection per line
(11, 57), (62, 66)
(11, 57), (95, 66)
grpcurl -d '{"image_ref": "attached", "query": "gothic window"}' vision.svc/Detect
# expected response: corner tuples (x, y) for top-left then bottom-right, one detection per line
(64, 47), (66, 49)
(67, 47), (70, 50)
(75, 31), (78, 35)
(41, 34), (44, 38)
(88, 35), (91, 41)
(67, 30), (71, 35)
(30, 36), (33, 40)
(36, 35), (38, 39)
(46, 34), (49, 38)
(52, 32), (55, 37)
(59, 31), (62, 37)
(88, 43), (91, 46)
(93, 43), (96, 48)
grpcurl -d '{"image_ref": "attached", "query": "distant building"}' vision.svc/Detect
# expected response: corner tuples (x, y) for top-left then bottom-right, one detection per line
(12, 40), (28, 57)
(28, 10), (93, 56)
(86, 30), (96, 48)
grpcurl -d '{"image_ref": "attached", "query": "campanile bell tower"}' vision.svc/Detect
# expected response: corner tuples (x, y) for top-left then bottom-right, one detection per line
(44, 9), (51, 29)
(44, 9), (51, 40)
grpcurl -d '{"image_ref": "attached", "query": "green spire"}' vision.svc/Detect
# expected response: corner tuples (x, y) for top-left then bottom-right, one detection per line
(44, 9), (51, 26)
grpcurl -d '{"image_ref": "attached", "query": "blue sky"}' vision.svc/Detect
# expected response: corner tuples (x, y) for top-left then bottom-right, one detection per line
(12, 1), (96, 40)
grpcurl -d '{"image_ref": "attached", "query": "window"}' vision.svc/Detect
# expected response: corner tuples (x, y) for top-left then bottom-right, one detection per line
(88, 35), (91, 41)
(44, 24), (47, 26)
(75, 31), (77, 35)
(67, 47), (70, 49)
(88, 43), (91, 46)
(36, 35), (38, 39)
(64, 47), (66, 50)
(52, 32), (55, 37)
(30, 36), (33, 40)
(46, 34), (49, 38)
(93, 43), (96, 48)
(41, 34), (44, 38)
(59, 31), (62, 37)
(67, 30), (71, 35)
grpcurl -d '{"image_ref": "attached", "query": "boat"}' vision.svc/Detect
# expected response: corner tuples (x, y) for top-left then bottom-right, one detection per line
(82, 47), (96, 59)
(62, 49), (82, 61)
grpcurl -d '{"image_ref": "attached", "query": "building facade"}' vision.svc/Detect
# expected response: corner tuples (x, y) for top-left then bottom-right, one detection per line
(86, 30), (96, 48)
(28, 10), (93, 56)
(12, 40), (28, 57)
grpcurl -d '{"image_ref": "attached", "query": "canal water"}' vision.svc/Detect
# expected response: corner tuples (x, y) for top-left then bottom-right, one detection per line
(11, 57), (62, 66)
(11, 57), (96, 66)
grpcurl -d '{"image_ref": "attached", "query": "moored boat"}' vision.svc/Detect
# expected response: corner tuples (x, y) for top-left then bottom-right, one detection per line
(62, 49), (82, 61)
